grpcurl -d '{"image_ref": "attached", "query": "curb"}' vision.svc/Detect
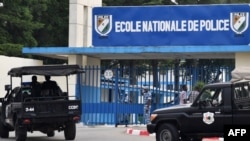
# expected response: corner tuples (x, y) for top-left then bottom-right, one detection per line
(126, 128), (155, 136)
(126, 128), (224, 141)
(78, 123), (224, 141)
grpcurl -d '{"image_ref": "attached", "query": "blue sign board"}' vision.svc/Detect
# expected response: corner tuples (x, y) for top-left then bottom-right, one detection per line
(92, 4), (250, 46)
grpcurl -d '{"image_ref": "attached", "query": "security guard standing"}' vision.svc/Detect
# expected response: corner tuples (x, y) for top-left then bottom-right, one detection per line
(141, 86), (152, 124)
(124, 91), (129, 127)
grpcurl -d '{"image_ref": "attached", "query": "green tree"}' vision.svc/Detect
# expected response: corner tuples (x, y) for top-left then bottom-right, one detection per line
(0, 0), (45, 46)
(0, 0), (68, 61)
(34, 0), (69, 47)
(0, 0), (46, 57)
(0, 43), (23, 57)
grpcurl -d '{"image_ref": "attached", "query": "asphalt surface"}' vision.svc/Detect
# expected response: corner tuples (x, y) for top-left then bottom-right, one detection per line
(1, 123), (154, 141)
(0, 123), (223, 141)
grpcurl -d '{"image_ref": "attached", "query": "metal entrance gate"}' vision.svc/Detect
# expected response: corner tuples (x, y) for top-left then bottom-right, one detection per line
(80, 65), (233, 125)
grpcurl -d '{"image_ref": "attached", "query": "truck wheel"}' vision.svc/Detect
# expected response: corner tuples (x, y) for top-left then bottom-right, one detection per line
(64, 122), (76, 140)
(15, 122), (27, 141)
(0, 121), (9, 138)
(156, 123), (180, 141)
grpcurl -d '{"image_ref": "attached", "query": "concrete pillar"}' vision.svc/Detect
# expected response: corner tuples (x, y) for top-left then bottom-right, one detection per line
(69, 0), (102, 66)
(69, 0), (102, 47)
(68, 0), (102, 96)
(235, 53), (250, 68)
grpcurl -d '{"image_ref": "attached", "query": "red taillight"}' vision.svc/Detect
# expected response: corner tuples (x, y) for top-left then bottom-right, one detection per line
(23, 119), (31, 124)
(73, 116), (80, 122)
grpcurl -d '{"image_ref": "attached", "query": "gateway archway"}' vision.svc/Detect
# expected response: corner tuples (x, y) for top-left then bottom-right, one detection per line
(22, 1), (250, 125)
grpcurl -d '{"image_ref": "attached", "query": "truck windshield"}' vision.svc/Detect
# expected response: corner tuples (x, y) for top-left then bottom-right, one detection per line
(197, 88), (223, 107)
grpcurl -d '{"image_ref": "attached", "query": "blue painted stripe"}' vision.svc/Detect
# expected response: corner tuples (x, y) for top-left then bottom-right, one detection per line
(23, 45), (250, 54)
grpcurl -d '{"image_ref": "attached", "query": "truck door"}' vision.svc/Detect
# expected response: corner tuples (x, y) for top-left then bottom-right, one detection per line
(232, 83), (250, 125)
(186, 87), (232, 134)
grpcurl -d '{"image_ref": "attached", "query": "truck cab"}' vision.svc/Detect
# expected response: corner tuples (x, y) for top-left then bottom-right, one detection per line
(147, 67), (250, 141)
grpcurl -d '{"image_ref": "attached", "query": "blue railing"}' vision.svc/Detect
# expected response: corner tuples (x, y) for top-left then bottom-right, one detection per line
(80, 65), (234, 125)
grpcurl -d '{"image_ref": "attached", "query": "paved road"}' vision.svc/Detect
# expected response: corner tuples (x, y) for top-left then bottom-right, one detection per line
(1, 124), (155, 141)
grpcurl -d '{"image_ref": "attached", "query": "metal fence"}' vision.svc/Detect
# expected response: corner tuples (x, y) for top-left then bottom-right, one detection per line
(80, 65), (234, 125)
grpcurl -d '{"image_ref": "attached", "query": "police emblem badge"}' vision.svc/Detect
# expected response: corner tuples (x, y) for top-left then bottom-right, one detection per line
(230, 12), (249, 34)
(203, 112), (215, 125)
(94, 15), (112, 36)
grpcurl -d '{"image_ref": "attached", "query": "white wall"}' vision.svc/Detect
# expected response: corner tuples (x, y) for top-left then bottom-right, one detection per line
(235, 53), (249, 68)
(0, 55), (76, 98)
(0, 55), (43, 97)
(68, 0), (102, 97)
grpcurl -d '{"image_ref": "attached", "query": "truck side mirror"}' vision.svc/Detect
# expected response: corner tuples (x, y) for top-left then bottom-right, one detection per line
(5, 85), (11, 91)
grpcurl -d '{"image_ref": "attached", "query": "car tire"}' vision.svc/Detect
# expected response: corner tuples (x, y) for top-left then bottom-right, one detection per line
(156, 123), (180, 141)
(15, 121), (27, 141)
(64, 122), (76, 140)
(0, 121), (9, 138)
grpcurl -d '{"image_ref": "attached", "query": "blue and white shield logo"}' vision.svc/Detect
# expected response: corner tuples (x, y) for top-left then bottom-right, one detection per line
(230, 12), (249, 34)
(203, 112), (214, 125)
(94, 15), (112, 36)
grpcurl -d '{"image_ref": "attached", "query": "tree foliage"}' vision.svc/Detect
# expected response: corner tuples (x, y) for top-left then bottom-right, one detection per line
(0, 0), (45, 57)
(0, 0), (46, 46)
(0, 0), (68, 60)
(33, 0), (69, 47)
(0, 43), (23, 57)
